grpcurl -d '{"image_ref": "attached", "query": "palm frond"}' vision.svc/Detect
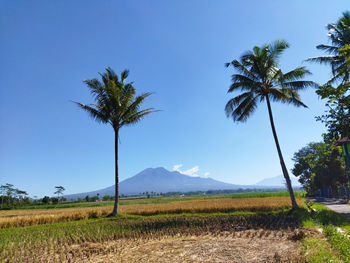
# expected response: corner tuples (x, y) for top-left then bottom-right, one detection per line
(282, 80), (318, 90)
(121, 92), (153, 122)
(236, 95), (258, 122)
(282, 67), (311, 81)
(316, 44), (339, 54)
(75, 68), (156, 130)
(306, 56), (336, 64)
(225, 92), (256, 122)
(121, 70), (129, 83)
(72, 101), (109, 124)
(269, 39), (289, 60)
(121, 108), (158, 126)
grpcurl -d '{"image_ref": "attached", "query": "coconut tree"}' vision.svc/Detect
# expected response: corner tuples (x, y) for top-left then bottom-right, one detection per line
(307, 11), (350, 83)
(74, 68), (156, 215)
(225, 40), (317, 208)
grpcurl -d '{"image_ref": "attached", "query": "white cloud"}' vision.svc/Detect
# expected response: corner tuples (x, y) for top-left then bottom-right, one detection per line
(172, 164), (183, 172)
(182, 166), (200, 177)
(173, 164), (208, 178)
(203, 172), (210, 178)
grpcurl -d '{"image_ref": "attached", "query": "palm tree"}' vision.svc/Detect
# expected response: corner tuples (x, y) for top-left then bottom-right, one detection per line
(74, 68), (156, 216)
(307, 11), (350, 83)
(225, 40), (317, 208)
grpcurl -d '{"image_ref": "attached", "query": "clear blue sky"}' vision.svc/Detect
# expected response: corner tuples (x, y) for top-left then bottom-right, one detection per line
(1, 1), (348, 197)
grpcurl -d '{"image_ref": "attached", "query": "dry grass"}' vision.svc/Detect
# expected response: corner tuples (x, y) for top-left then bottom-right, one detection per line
(57, 231), (305, 263)
(0, 197), (302, 228)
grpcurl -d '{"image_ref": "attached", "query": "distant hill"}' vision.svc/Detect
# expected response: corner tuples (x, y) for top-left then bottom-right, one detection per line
(255, 175), (301, 187)
(65, 168), (298, 200)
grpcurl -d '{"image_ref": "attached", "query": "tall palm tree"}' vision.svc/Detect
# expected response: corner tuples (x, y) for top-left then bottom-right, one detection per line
(225, 40), (317, 208)
(74, 68), (156, 216)
(307, 11), (350, 83)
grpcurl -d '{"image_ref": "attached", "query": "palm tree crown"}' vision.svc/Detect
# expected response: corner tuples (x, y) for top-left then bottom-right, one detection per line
(307, 11), (350, 83)
(225, 40), (316, 121)
(74, 67), (156, 131)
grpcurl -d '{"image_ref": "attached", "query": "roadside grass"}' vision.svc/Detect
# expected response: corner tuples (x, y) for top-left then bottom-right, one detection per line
(303, 200), (350, 263)
(302, 236), (341, 263)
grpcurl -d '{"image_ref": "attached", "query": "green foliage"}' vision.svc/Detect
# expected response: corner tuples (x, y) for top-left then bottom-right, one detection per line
(41, 196), (50, 204)
(0, 184), (29, 209)
(307, 11), (350, 84)
(292, 141), (348, 195)
(225, 39), (316, 122)
(309, 12), (350, 139)
(74, 68), (156, 131)
(50, 197), (58, 204)
(316, 83), (350, 140)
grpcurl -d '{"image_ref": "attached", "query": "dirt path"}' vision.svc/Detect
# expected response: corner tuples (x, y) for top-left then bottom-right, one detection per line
(309, 197), (350, 219)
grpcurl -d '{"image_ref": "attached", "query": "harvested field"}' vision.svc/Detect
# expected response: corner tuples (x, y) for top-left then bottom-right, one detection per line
(0, 212), (306, 262)
(0, 197), (302, 228)
(63, 231), (305, 263)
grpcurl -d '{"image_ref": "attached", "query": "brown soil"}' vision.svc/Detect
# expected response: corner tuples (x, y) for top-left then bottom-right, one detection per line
(68, 230), (305, 263)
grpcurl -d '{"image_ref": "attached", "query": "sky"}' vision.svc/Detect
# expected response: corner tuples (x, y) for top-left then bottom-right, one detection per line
(1, 1), (349, 197)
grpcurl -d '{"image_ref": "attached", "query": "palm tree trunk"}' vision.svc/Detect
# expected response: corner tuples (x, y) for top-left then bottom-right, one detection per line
(266, 96), (298, 208)
(111, 129), (119, 216)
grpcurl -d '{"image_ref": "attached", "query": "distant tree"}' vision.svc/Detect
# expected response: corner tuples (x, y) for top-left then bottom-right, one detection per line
(42, 196), (50, 204)
(54, 186), (65, 201)
(102, 195), (112, 201)
(84, 195), (90, 202)
(74, 68), (156, 216)
(15, 189), (28, 205)
(225, 40), (317, 208)
(50, 197), (58, 204)
(1, 184), (15, 207)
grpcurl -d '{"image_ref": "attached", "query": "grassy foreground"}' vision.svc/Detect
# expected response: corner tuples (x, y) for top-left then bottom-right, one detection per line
(0, 210), (300, 262)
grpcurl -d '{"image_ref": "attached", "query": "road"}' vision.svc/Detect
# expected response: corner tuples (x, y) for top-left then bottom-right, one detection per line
(309, 197), (350, 219)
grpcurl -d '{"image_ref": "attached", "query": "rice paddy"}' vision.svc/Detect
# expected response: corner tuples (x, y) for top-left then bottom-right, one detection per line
(0, 196), (301, 228)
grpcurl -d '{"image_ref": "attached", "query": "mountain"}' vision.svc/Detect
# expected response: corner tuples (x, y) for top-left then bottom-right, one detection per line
(65, 168), (298, 200)
(65, 167), (247, 200)
(255, 175), (301, 187)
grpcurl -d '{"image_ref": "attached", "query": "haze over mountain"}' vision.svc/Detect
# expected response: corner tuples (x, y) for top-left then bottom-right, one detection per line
(255, 175), (301, 187)
(65, 167), (294, 200)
